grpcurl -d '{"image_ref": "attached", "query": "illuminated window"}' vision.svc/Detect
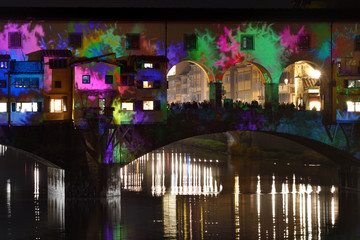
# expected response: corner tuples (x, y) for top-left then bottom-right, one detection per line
(144, 63), (153, 69)
(143, 81), (154, 88)
(121, 102), (134, 111)
(0, 103), (6, 112)
(126, 33), (140, 50)
(50, 99), (63, 113)
(8, 32), (21, 49)
(54, 81), (61, 88)
(14, 102), (38, 112)
(0, 80), (6, 88)
(241, 35), (254, 50)
(345, 79), (360, 88)
(22, 78), (30, 88)
(143, 101), (154, 110)
(0, 61), (8, 69)
(184, 33), (196, 50)
(82, 75), (90, 84)
(167, 66), (176, 76)
(347, 101), (360, 112)
(49, 59), (67, 69)
(105, 75), (113, 84)
(298, 35), (311, 50)
(99, 98), (105, 115)
(355, 36), (360, 51)
(308, 88), (319, 94)
(15, 78), (22, 88)
(69, 33), (82, 49)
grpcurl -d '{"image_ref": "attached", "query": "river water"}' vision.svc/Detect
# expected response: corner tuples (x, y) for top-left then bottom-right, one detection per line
(1, 134), (360, 239)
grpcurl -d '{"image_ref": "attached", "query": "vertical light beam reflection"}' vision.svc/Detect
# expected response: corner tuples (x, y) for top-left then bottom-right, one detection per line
(257, 175), (261, 240)
(34, 163), (40, 240)
(271, 175), (276, 239)
(234, 174), (240, 239)
(7, 179), (11, 218)
(307, 185), (312, 240)
(6, 179), (11, 238)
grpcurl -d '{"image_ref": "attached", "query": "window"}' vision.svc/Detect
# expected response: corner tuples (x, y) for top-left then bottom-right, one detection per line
(30, 78), (39, 88)
(355, 36), (360, 51)
(22, 78), (30, 88)
(143, 101), (154, 110)
(121, 102), (134, 111)
(143, 81), (154, 88)
(144, 63), (153, 69)
(99, 98), (105, 115)
(54, 81), (62, 88)
(14, 78), (39, 88)
(126, 33), (140, 50)
(347, 101), (360, 112)
(50, 99), (63, 113)
(69, 33), (82, 49)
(82, 75), (90, 84)
(298, 34), (311, 50)
(0, 61), (8, 69)
(345, 79), (360, 88)
(0, 103), (6, 112)
(105, 75), (113, 84)
(14, 102), (39, 112)
(8, 32), (21, 49)
(49, 59), (67, 69)
(184, 33), (197, 50)
(241, 35), (254, 50)
(0, 80), (6, 88)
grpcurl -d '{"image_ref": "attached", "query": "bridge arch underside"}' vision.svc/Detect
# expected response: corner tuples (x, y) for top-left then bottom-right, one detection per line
(221, 61), (275, 106)
(135, 128), (359, 168)
(167, 60), (214, 103)
(279, 60), (327, 111)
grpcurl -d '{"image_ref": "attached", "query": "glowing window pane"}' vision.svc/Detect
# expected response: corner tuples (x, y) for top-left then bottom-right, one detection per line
(167, 66), (176, 77)
(0, 102), (6, 112)
(347, 101), (355, 112)
(144, 63), (153, 69)
(50, 99), (63, 113)
(121, 102), (134, 111)
(143, 81), (154, 88)
(22, 102), (32, 112)
(143, 101), (154, 110)
(16, 103), (21, 112)
(32, 102), (38, 112)
(356, 102), (360, 112)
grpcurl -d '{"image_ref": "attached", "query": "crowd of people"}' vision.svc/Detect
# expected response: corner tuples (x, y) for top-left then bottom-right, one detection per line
(168, 100), (311, 111)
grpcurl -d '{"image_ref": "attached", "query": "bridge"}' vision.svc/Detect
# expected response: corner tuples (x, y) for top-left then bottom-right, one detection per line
(1, 108), (360, 196)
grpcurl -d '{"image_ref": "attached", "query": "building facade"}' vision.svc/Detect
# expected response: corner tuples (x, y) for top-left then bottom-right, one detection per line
(0, 15), (357, 124)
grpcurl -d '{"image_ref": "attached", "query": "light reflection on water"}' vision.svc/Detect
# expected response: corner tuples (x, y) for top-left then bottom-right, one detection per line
(118, 146), (341, 240)
(0, 142), (357, 239)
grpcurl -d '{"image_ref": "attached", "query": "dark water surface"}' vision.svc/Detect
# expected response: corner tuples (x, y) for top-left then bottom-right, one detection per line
(1, 138), (360, 240)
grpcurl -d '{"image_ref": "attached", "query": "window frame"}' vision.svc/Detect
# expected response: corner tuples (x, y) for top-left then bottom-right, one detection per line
(125, 33), (140, 50)
(82, 75), (91, 84)
(240, 35), (254, 50)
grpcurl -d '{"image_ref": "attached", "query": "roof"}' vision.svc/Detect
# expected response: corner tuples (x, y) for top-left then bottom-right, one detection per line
(127, 55), (169, 63)
(40, 50), (73, 57)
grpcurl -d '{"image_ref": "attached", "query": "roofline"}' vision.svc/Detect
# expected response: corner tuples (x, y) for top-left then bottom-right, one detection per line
(1, 7), (360, 22)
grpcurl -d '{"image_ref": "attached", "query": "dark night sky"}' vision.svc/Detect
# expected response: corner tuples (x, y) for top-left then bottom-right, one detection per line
(0, 0), (293, 8)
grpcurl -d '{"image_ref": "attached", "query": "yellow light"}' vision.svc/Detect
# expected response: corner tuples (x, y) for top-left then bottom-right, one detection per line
(309, 101), (320, 111)
(310, 69), (321, 79)
(50, 99), (63, 112)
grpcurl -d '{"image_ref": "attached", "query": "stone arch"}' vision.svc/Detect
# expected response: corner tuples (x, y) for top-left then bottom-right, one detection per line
(167, 60), (215, 103)
(278, 60), (327, 111)
(221, 61), (274, 106)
